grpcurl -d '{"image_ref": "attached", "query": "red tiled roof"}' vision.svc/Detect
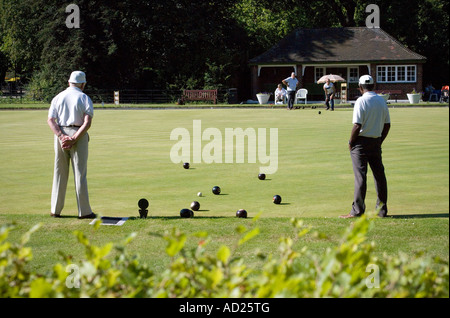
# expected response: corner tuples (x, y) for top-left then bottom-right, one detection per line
(249, 27), (426, 64)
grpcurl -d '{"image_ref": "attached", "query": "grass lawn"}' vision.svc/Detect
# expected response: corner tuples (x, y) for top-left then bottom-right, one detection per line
(0, 106), (448, 276)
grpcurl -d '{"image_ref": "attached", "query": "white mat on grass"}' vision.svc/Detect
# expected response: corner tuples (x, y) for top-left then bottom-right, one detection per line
(89, 217), (128, 226)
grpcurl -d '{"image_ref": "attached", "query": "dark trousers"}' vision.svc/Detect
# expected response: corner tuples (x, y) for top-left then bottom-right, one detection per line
(325, 93), (334, 110)
(350, 136), (388, 217)
(287, 90), (296, 109)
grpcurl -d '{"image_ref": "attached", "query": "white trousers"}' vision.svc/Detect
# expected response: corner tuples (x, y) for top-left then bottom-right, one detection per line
(51, 127), (92, 217)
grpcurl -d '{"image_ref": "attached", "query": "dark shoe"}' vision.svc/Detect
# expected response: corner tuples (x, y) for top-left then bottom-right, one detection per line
(78, 213), (97, 219)
(339, 213), (359, 219)
(50, 213), (61, 218)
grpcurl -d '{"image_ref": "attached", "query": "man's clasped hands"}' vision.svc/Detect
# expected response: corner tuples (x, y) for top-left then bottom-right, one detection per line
(59, 134), (76, 149)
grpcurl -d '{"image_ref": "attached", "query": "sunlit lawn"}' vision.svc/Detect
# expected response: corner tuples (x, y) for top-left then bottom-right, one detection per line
(0, 107), (448, 275)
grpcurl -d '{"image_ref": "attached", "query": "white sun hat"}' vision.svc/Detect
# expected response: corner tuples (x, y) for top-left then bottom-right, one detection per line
(359, 75), (374, 85)
(68, 71), (87, 83)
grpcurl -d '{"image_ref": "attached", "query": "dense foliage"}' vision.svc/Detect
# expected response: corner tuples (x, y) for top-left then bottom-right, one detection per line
(1, 215), (448, 298)
(0, 0), (448, 101)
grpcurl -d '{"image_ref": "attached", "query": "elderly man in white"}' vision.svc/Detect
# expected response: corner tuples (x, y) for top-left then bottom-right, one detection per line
(274, 84), (287, 104)
(47, 71), (95, 219)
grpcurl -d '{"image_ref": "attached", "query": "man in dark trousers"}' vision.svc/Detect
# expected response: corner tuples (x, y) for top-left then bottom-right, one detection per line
(282, 72), (299, 110)
(340, 75), (391, 218)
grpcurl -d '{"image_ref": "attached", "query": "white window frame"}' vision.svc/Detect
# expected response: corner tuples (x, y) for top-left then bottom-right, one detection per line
(376, 65), (417, 83)
(348, 67), (359, 83)
(315, 67), (325, 82)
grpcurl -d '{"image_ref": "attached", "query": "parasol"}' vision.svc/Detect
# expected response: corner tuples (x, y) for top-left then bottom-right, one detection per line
(317, 74), (346, 84)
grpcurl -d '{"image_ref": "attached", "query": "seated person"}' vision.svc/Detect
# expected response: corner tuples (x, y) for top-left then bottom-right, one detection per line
(441, 86), (449, 103)
(424, 83), (434, 101)
(274, 84), (287, 104)
(431, 89), (441, 101)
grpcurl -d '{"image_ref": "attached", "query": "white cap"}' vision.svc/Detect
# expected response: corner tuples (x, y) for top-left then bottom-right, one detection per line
(359, 75), (374, 85)
(68, 71), (86, 83)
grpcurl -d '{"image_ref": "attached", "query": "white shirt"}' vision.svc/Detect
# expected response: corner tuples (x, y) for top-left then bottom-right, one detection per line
(353, 91), (390, 138)
(284, 77), (299, 91)
(48, 87), (94, 126)
(274, 88), (287, 97)
(323, 82), (334, 94)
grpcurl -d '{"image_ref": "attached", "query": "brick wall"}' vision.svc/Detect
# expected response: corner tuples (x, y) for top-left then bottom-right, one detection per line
(371, 63), (425, 99)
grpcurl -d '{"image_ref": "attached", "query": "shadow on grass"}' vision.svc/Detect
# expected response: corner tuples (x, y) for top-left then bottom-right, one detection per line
(51, 215), (79, 219)
(127, 216), (254, 220)
(390, 213), (449, 219)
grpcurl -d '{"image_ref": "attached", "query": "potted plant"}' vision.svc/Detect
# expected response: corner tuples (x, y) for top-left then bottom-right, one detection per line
(407, 89), (421, 104)
(377, 92), (390, 102)
(256, 92), (271, 104)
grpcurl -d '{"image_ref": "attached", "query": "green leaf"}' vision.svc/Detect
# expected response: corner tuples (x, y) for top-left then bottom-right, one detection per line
(238, 228), (260, 246)
(20, 223), (41, 245)
(235, 225), (247, 234)
(123, 232), (137, 245)
(165, 231), (187, 257)
(92, 218), (102, 231)
(193, 231), (209, 238)
(0, 225), (13, 243)
(29, 277), (54, 298)
(73, 230), (89, 246)
(217, 246), (231, 264)
(210, 267), (224, 288)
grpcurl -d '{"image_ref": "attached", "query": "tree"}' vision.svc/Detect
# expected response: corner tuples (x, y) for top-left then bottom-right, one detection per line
(1, 0), (448, 100)
(233, 0), (449, 90)
(379, 0), (449, 86)
(0, 0), (43, 77)
(145, 0), (244, 90)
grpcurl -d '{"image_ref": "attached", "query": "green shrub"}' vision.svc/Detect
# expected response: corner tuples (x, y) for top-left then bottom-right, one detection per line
(0, 215), (448, 298)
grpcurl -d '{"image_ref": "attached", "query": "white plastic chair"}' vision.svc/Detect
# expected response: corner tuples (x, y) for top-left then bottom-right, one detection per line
(295, 89), (308, 104)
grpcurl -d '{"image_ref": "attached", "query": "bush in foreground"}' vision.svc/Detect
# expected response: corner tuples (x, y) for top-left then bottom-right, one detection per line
(0, 216), (448, 298)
